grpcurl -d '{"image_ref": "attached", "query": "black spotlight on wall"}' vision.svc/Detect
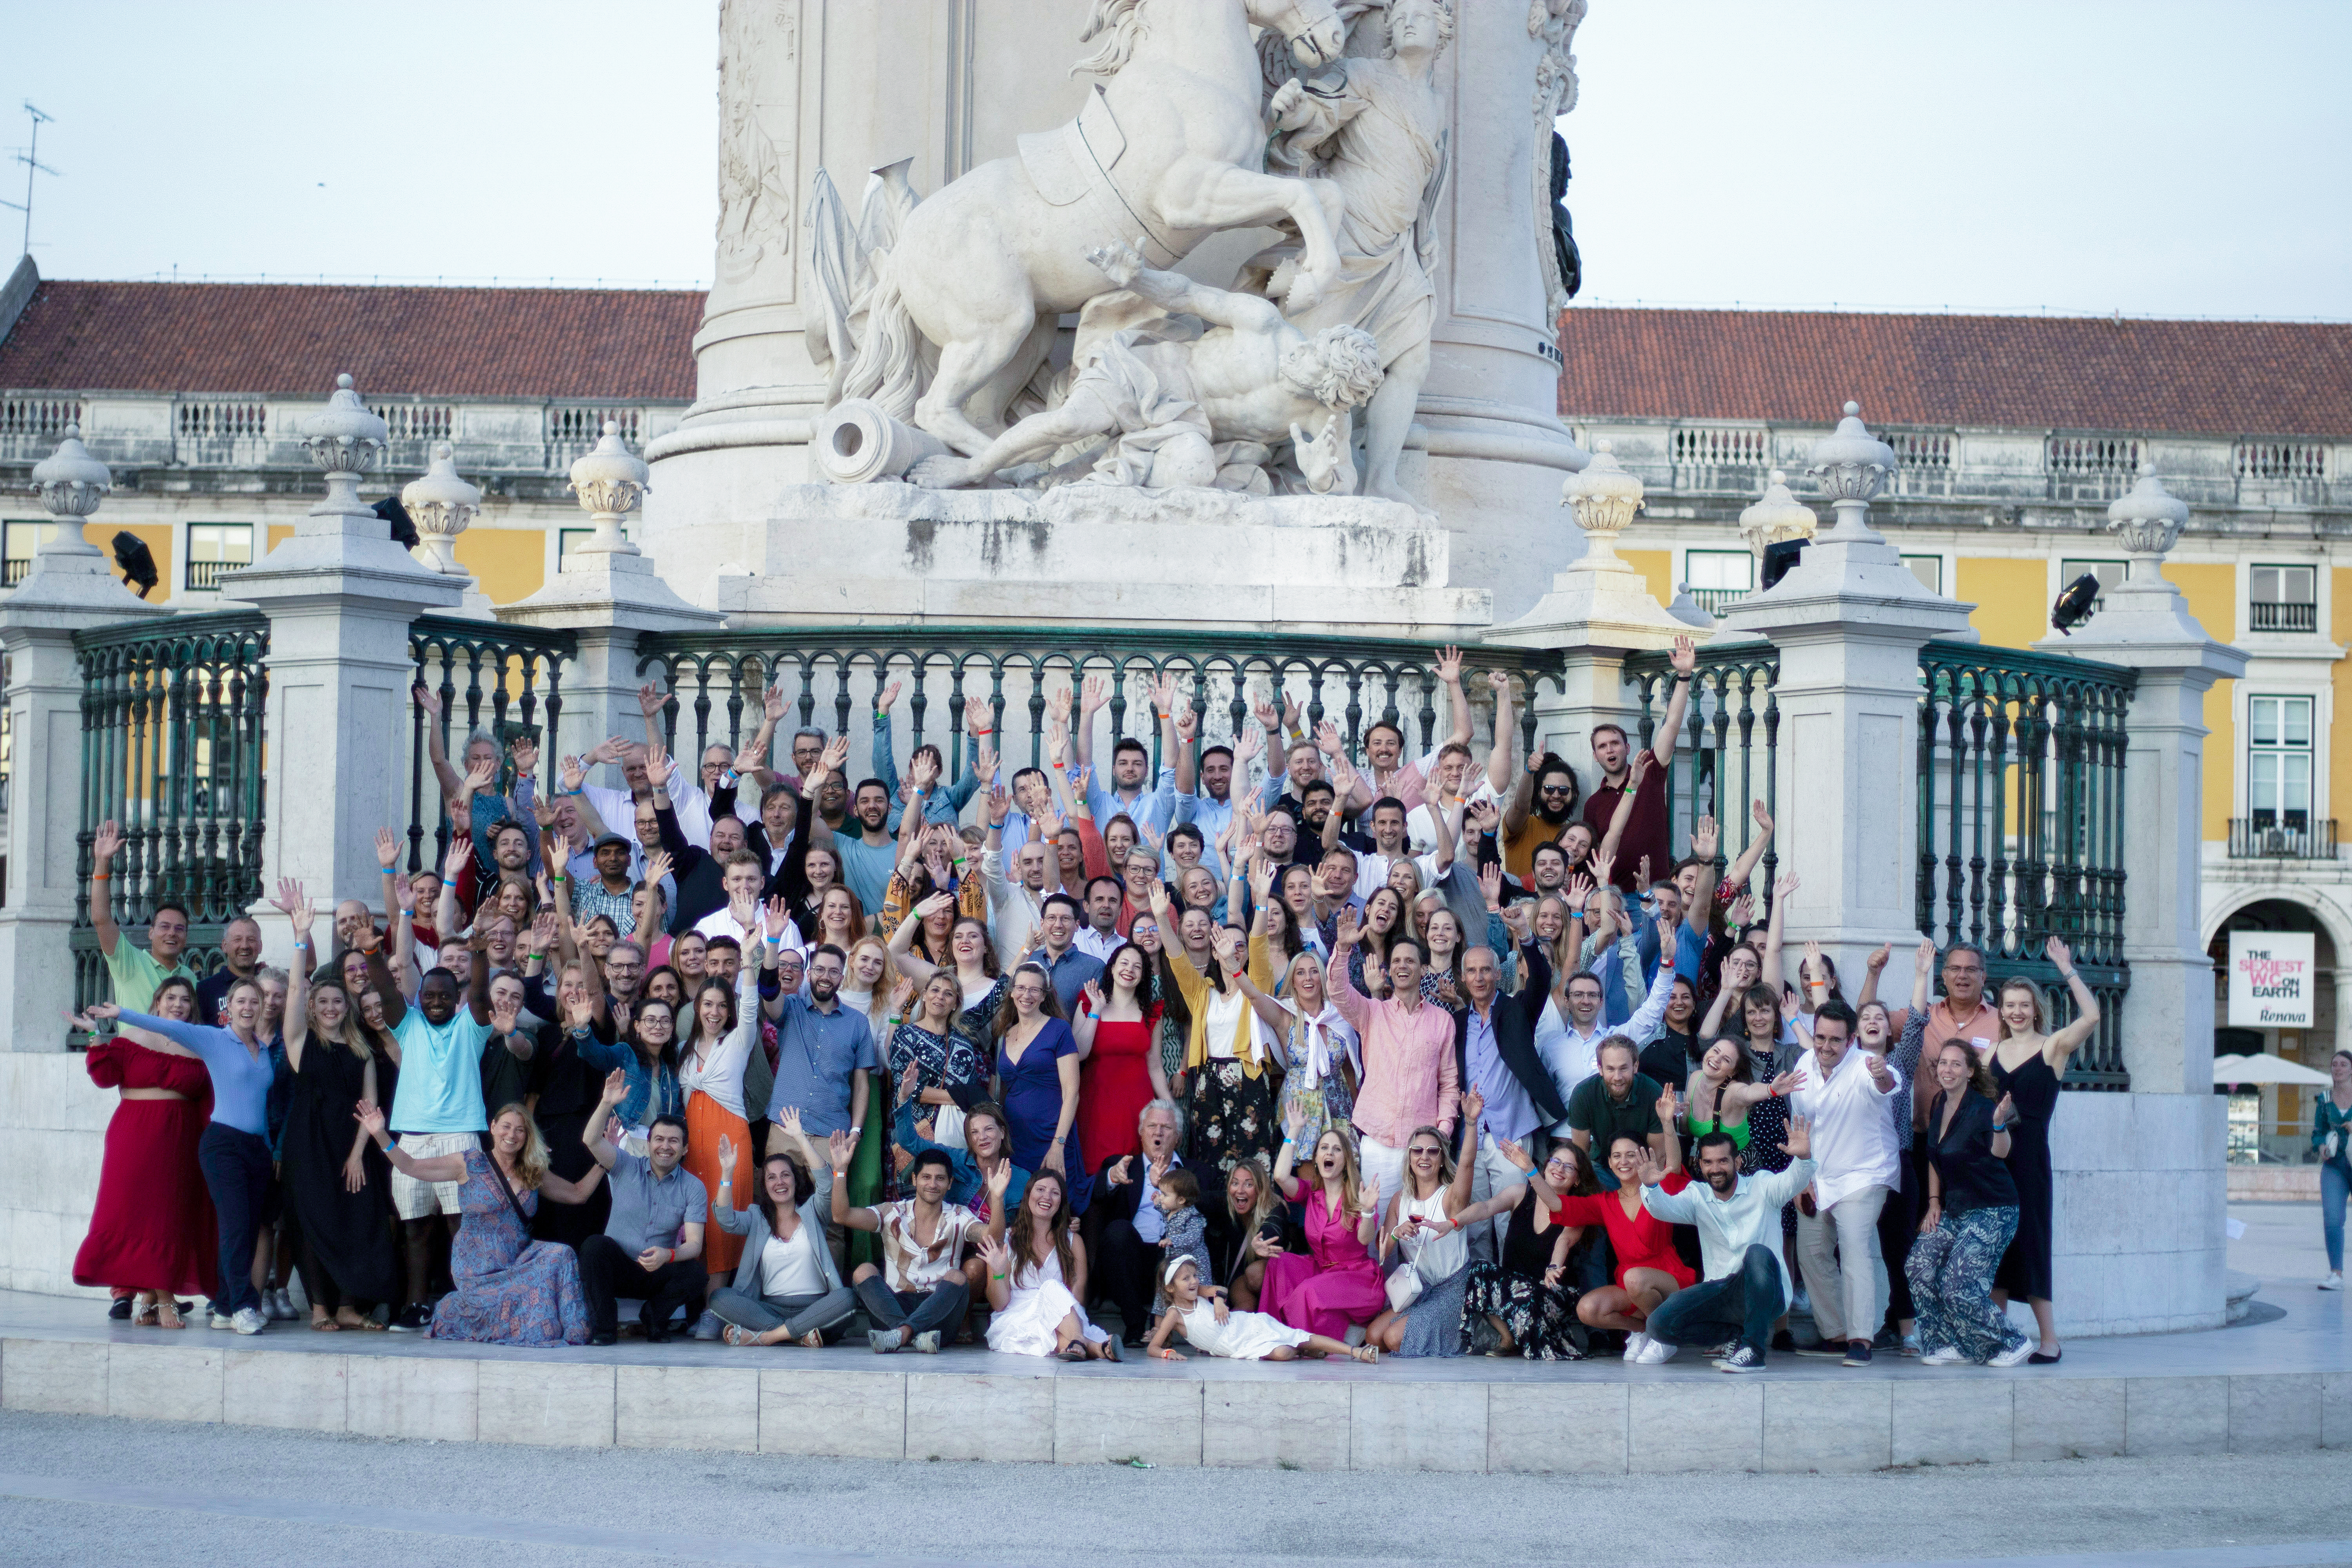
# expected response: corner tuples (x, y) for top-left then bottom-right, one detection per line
(1760, 538), (1806, 593)
(373, 495), (421, 550)
(110, 531), (158, 599)
(2050, 572), (2102, 636)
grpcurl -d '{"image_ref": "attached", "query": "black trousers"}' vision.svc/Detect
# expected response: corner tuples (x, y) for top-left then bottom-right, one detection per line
(196, 1123), (272, 1316)
(577, 1234), (704, 1339)
(1094, 1217), (1158, 1341)
(1877, 1149), (1920, 1329)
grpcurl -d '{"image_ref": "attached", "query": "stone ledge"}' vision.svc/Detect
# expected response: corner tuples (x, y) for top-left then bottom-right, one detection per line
(15, 1334), (2330, 1472)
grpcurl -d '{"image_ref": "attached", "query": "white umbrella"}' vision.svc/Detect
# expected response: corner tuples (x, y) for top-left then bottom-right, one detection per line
(2212, 1053), (2334, 1088)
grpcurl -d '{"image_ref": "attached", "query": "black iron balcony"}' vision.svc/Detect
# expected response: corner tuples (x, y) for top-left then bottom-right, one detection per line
(2229, 817), (2337, 860)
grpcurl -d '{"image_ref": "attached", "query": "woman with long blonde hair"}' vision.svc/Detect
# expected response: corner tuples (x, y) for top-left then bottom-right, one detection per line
(1259, 1111), (1383, 1342)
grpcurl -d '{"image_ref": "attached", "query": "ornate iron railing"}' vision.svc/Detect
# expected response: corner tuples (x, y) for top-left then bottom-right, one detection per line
(1916, 640), (2134, 1089)
(1621, 642), (1781, 909)
(632, 628), (1562, 788)
(69, 610), (271, 1012)
(405, 616), (575, 873)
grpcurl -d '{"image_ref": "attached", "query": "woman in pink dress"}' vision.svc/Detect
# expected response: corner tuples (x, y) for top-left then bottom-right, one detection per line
(1259, 1106), (1384, 1341)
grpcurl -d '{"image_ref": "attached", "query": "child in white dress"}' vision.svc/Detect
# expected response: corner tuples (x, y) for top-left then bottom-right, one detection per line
(1145, 1257), (1380, 1363)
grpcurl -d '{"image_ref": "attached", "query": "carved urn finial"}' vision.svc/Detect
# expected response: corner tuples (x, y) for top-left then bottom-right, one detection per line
(1559, 437), (1642, 564)
(2105, 461), (2190, 575)
(564, 420), (648, 559)
(401, 441), (482, 576)
(300, 373), (388, 520)
(1806, 400), (1897, 543)
(28, 423), (112, 558)
(1737, 468), (1817, 559)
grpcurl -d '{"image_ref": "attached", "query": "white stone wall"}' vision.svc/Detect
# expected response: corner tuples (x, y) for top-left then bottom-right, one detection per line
(0, 1054), (110, 1299)
(2050, 1094), (2228, 1336)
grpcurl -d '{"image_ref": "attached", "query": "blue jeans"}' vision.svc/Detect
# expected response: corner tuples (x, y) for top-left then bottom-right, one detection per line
(2323, 1159), (2348, 1273)
(1644, 1243), (1785, 1357)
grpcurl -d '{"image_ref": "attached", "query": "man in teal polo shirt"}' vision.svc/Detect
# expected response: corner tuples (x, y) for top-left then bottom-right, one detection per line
(89, 820), (197, 1013)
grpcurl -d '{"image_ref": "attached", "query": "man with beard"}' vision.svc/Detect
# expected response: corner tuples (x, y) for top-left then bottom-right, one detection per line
(835, 775), (901, 916)
(763, 942), (879, 1264)
(1073, 673), (1186, 836)
(1638, 1119), (1815, 1371)
(1502, 753), (1582, 884)
(1581, 637), (1698, 893)
(196, 915), (265, 1025)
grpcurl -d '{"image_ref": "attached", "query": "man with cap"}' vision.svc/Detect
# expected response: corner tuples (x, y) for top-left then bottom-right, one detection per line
(570, 831), (641, 936)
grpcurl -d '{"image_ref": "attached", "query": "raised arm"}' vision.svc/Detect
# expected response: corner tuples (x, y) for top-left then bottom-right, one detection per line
(581, 1068), (627, 1171)
(1761, 871), (1795, 991)
(1595, 750), (1652, 866)
(1650, 637), (1697, 764)
(2041, 937), (2101, 1064)
(88, 819), (125, 957)
(1434, 647), (1473, 752)
(1482, 670), (1516, 800)
(271, 879), (316, 1070)
(1722, 800), (1775, 898)
(412, 684), (467, 803)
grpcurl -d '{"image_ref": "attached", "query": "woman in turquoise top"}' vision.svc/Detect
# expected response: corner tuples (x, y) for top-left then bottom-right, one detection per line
(2315, 1049), (2352, 1290)
(89, 980), (281, 1334)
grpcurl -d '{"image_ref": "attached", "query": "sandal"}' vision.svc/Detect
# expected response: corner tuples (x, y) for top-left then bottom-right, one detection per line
(723, 1325), (759, 1348)
(354, 1316), (387, 1331)
(1352, 1345), (1381, 1364)
(1057, 1344), (1089, 1362)
(310, 1315), (341, 1332)
(799, 1330), (825, 1349)
(153, 1298), (184, 1331)
(132, 1295), (158, 1327)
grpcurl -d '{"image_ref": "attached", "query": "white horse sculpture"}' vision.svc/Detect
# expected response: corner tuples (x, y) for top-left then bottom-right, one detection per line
(840, 0), (1349, 459)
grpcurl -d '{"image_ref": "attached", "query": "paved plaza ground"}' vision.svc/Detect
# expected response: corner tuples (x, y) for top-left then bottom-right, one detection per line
(0, 1203), (2343, 1566)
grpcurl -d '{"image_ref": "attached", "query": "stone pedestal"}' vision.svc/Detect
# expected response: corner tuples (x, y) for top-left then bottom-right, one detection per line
(223, 377), (464, 965)
(1719, 405), (1974, 985)
(0, 578), (158, 1051)
(0, 427), (162, 1050)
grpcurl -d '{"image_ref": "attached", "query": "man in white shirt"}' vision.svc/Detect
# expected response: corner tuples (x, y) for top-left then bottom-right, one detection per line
(695, 853), (800, 952)
(1325, 791), (1438, 904)
(1075, 876), (1123, 961)
(1780, 999), (1905, 1366)
(1538, 938), (1675, 1136)
(1639, 1119), (1815, 1371)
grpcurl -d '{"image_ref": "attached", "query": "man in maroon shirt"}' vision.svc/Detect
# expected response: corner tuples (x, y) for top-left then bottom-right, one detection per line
(1583, 636), (1697, 893)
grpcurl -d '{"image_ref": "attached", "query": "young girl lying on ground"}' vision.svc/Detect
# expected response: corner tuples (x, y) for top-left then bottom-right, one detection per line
(1143, 1256), (1381, 1363)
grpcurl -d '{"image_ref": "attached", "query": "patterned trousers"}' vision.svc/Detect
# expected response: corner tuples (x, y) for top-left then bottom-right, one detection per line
(1906, 1203), (2028, 1363)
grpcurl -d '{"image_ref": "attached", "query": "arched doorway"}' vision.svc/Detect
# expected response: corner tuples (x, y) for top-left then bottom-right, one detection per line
(2207, 898), (2337, 1164)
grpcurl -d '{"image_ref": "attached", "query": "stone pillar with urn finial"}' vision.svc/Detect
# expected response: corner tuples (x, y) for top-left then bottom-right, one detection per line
(0, 426), (161, 1048)
(223, 374), (465, 966)
(502, 421), (722, 772)
(1717, 402), (1975, 989)
(1489, 436), (1700, 782)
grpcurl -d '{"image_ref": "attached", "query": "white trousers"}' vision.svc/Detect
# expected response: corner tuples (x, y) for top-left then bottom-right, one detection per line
(1795, 1182), (1891, 1345)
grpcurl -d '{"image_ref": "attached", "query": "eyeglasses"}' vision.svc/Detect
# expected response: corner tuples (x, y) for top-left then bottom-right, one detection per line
(1408, 1146), (1443, 1158)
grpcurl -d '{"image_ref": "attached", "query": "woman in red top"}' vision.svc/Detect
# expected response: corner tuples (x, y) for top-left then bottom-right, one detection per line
(1072, 942), (1168, 1167)
(1548, 1089), (1697, 1363)
(72, 975), (217, 1326)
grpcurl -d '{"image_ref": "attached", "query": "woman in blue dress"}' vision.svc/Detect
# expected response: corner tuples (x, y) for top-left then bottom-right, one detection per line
(993, 962), (1089, 1214)
(355, 1097), (604, 1346)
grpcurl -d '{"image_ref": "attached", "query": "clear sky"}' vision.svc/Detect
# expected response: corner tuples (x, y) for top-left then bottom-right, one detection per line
(4, 0), (2346, 319)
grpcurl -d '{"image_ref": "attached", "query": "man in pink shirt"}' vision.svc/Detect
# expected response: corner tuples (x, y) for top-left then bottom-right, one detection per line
(1328, 905), (1458, 1211)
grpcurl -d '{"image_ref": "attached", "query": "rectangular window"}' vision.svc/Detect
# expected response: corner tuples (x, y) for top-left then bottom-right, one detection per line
(1683, 549), (1753, 616)
(2, 521), (57, 587)
(2249, 564), (2318, 633)
(1901, 554), (1942, 594)
(184, 523), (254, 592)
(558, 528), (595, 574)
(2247, 695), (2313, 832)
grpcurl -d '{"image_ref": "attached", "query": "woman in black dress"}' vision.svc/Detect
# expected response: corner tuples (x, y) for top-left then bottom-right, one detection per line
(526, 962), (617, 1249)
(274, 887), (396, 1329)
(1446, 1129), (1599, 1360)
(1987, 937), (2100, 1363)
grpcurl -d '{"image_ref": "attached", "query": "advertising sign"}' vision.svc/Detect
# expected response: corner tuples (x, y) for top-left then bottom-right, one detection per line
(2228, 929), (2314, 1029)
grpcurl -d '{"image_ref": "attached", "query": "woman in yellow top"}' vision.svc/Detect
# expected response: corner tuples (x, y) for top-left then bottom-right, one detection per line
(1148, 879), (1280, 1181)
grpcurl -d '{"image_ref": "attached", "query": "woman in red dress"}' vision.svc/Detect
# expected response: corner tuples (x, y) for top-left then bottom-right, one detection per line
(73, 975), (216, 1327)
(1072, 943), (1168, 1168)
(1549, 1102), (1700, 1362)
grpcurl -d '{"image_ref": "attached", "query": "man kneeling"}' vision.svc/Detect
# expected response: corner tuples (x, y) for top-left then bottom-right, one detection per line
(831, 1136), (982, 1354)
(1637, 1122), (1814, 1372)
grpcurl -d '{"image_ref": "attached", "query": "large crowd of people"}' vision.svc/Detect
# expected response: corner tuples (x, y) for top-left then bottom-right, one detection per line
(71, 644), (2100, 1371)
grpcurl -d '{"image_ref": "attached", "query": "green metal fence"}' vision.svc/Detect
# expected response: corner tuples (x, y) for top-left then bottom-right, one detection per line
(69, 610), (270, 1011)
(1917, 639), (2134, 1089)
(406, 615), (576, 874)
(631, 627), (1562, 783)
(1622, 641), (1782, 913)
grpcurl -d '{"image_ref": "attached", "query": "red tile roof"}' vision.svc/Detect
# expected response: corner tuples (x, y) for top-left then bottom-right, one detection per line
(1556, 307), (2352, 438)
(0, 279), (704, 400)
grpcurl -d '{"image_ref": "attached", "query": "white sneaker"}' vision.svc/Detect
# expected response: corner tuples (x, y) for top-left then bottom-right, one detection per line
(1622, 1332), (1648, 1362)
(1919, 1346), (1965, 1366)
(1988, 1340), (2035, 1368)
(2320, 1272), (2343, 1292)
(1635, 1338), (1679, 1365)
(231, 1307), (267, 1336)
(208, 1309), (235, 1330)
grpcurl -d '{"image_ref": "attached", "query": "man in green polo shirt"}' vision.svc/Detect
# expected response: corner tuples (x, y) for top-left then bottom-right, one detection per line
(89, 819), (198, 1012)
